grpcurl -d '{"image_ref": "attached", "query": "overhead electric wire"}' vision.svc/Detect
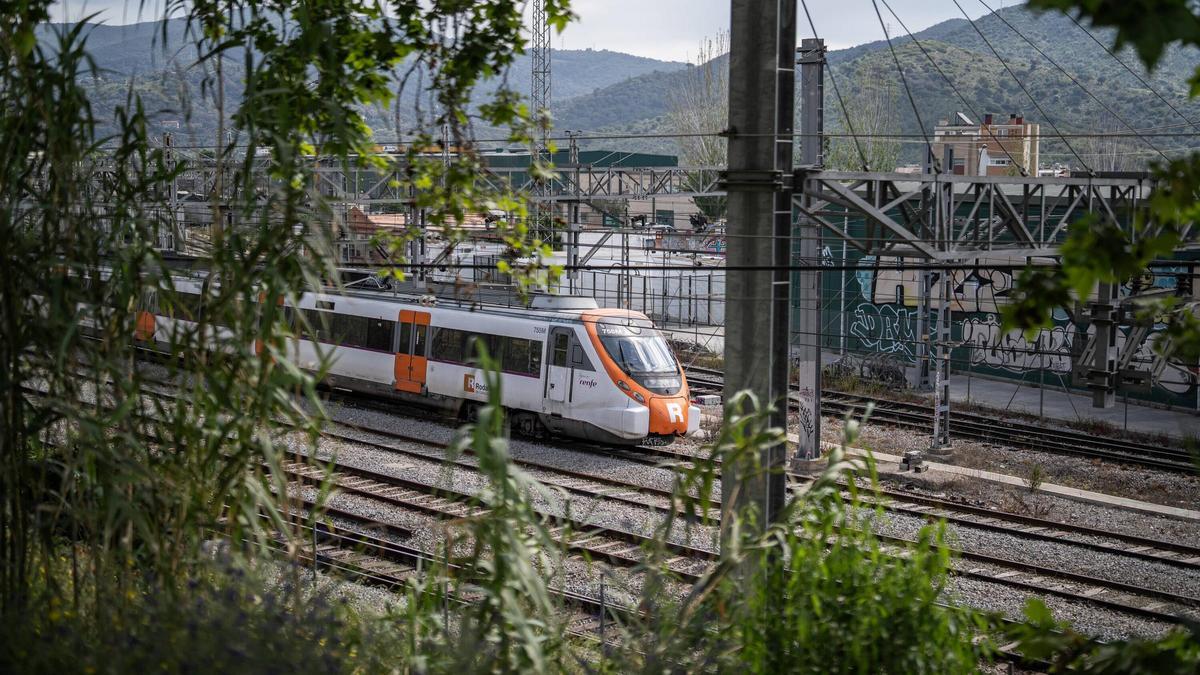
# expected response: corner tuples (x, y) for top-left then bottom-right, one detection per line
(799, 0), (870, 171)
(870, 0), (938, 170)
(1065, 12), (1200, 133)
(949, 0), (1093, 174)
(143, 128), (1200, 154)
(878, 0), (1028, 176)
(975, 0), (1170, 164)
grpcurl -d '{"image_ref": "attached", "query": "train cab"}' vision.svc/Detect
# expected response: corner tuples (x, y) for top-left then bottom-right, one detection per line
(579, 310), (700, 444)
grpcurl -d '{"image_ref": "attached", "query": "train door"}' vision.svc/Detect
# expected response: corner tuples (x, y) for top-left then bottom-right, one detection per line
(394, 309), (430, 393)
(545, 328), (571, 407)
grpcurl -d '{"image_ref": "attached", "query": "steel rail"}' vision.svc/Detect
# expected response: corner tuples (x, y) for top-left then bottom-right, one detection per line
(684, 366), (1197, 472)
(279, 451), (715, 582)
(47, 368), (1200, 626)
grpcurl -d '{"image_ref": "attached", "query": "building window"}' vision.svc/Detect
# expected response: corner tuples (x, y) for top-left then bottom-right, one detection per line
(654, 209), (674, 226)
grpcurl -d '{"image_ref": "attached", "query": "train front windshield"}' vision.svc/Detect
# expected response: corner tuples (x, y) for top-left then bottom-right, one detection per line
(597, 321), (682, 394)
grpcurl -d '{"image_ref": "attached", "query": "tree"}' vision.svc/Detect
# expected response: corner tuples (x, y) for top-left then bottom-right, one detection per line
(1078, 111), (1142, 172)
(1005, 0), (1200, 364)
(0, 0), (573, 646)
(1001, 3), (1200, 664)
(666, 32), (728, 220)
(826, 64), (902, 171)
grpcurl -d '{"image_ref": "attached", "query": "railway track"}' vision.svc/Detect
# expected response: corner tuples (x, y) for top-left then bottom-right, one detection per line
(331, 411), (1200, 573)
(298, 424), (1200, 627)
(280, 450), (715, 583)
(273, 516), (626, 644)
(278, 511), (1046, 671)
(46, 366), (1200, 630)
(683, 366), (1198, 473)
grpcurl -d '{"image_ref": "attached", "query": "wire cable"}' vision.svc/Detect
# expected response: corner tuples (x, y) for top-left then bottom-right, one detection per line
(799, 0), (870, 171)
(1065, 12), (1200, 134)
(949, 0), (1093, 174)
(871, 0), (938, 171)
(878, 0), (1028, 176)
(975, 0), (1170, 164)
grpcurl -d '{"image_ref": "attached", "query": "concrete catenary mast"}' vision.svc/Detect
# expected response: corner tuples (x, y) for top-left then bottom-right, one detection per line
(721, 0), (796, 532)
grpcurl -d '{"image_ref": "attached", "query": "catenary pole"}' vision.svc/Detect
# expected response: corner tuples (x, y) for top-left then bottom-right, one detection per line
(721, 0), (795, 533)
(793, 38), (825, 462)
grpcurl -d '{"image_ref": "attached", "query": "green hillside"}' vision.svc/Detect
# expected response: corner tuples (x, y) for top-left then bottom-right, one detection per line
(556, 6), (1200, 168)
(37, 18), (686, 143)
(37, 5), (1200, 169)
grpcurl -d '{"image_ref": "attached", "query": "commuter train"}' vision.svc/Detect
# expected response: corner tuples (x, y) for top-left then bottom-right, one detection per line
(138, 277), (700, 445)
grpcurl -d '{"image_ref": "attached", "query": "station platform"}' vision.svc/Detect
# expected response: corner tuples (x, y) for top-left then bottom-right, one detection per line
(941, 373), (1200, 442)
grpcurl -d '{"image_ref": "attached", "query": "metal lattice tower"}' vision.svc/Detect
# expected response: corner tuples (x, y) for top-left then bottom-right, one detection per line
(531, 0), (551, 149)
(531, 0), (552, 241)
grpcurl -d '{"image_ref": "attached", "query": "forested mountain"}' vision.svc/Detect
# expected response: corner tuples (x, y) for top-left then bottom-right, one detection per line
(37, 5), (1200, 168)
(35, 18), (686, 143)
(556, 6), (1200, 167)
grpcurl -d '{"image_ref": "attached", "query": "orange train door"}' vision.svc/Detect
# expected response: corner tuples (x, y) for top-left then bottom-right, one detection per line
(394, 310), (430, 393)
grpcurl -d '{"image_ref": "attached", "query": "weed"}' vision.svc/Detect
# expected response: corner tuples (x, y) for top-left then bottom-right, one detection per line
(1025, 464), (1046, 493)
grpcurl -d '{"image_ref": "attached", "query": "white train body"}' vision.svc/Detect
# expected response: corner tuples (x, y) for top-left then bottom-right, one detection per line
(142, 280), (700, 445)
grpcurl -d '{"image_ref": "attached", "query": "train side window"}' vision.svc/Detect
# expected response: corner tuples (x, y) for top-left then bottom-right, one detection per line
(336, 314), (367, 347)
(463, 333), (483, 362)
(304, 309), (332, 343)
(431, 327), (461, 361)
(569, 344), (594, 371)
(502, 337), (543, 376)
(529, 340), (543, 375)
(365, 319), (394, 352)
(413, 323), (428, 356)
(487, 334), (505, 367)
(399, 322), (413, 354)
(552, 333), (569, 367)
(505, 337), (529, 374)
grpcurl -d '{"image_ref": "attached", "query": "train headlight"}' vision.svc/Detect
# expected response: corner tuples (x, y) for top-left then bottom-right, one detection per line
(618, 380), (631, 392)
(640, 376), (681, 392)
(633, 392), (645, 403)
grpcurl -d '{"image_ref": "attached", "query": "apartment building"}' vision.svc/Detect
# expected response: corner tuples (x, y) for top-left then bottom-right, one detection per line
(933, 112), (1041, 176)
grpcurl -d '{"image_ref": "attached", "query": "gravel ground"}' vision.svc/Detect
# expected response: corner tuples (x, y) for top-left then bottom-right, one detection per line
(946, 575), (1175, 641)
(820, 415), (1200, 511)
(873, 467), (1200, 548)
(298, 430), (720, 552)
(303, 488), (692, 613)
(302, 481), (1181, 641)
(255, 556), (409, 617)
(325, 422), (697, 514)
(862, 508), (1200, 601)
(126, 361), (1199, 639)
(322, 396), (718, 501)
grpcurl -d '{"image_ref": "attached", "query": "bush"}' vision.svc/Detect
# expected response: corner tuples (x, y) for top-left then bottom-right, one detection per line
(0, 560), (364, 675)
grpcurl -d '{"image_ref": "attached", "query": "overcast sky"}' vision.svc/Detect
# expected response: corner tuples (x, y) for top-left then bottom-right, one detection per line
(49, 0), (1010, 63)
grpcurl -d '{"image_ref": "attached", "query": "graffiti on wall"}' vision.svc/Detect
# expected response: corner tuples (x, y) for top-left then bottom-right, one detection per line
(862, 256), (1016, 313)
(961, 314), (1074, 373)
(842, 253), (1196, 403)
(848, 304), (918, 357)
(958, 315), (1194, 395)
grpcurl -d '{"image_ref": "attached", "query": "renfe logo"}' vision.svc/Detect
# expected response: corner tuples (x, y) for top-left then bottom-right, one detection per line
(667, 403), (685, 424)
(463, 374), (490, 395)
